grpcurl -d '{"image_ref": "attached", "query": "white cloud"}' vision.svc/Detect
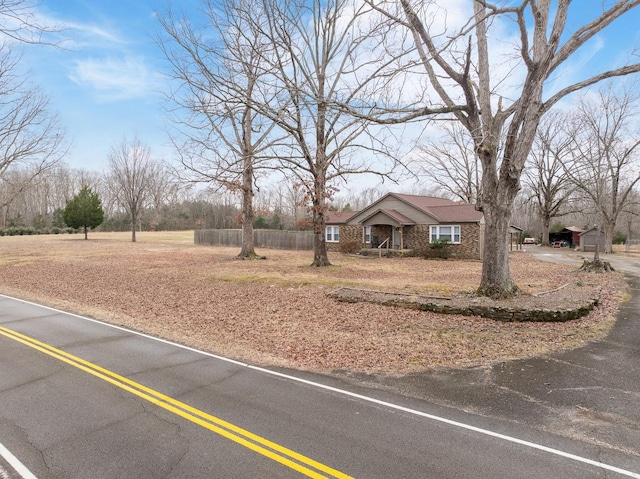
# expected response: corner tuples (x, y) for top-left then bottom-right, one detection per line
(70, 21), (126, 46)
(69, 56), (162, 101)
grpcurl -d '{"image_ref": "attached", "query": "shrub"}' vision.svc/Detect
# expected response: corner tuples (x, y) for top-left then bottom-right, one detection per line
(613, 231), (627, 245)
(405, 245), (430, 258)
(409, 240), (451, 259)
(430, 239), (451, 259)
(338, 239), (363, 254)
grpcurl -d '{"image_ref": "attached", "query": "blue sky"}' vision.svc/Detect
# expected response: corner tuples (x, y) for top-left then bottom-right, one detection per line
(17, 1), (640, 176)
(21, 0), (201, 172)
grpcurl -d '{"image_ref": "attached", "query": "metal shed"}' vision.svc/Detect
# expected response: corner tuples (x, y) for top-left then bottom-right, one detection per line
(579, 227), (605, 252)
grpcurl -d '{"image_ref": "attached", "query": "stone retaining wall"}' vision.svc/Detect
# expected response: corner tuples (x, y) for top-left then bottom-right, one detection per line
(327, 286), (600, 322)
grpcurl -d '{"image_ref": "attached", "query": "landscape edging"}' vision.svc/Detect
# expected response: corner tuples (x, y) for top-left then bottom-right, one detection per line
(327, 287), (600, 322)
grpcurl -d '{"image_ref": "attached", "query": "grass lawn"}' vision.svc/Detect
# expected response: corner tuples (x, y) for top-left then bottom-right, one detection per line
(0, 231), (626, 374)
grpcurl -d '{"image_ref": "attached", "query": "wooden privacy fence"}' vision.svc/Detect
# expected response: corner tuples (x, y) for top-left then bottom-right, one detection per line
(194, 229), (314, 251)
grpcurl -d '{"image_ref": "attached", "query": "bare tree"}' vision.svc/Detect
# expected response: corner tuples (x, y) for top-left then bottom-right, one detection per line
(364, 0), (640, 297)
(565, 85), (640, 253)
(143, 161), (181, 231)
(158, 0), (287, 259)
(0, 0), (67, 219)
(523, 111), (575, 246)
(248, 0), (399, 266)
(0, 0), (63, 44)
(416, 123), (480, 203)
(106, 137), (158, 242)
(619, 189), (640, 243)
(0, 45), (66, 211)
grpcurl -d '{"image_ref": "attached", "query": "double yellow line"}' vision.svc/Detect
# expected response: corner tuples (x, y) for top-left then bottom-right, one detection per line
(0, 325), (353, 479)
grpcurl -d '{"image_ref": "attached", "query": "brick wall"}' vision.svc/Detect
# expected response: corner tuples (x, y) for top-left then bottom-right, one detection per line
(389, 224), (480, 259)
(329, 223), (481, 258)
(327, 225), (363, 252)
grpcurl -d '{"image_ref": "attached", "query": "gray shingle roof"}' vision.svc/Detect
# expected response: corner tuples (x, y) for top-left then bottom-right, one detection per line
(325, 211), (359, 224)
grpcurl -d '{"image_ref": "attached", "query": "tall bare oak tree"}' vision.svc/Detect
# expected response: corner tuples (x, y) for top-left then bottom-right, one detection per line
(367, 0), (640, 297)
(158, 0), (285, 259)
(243, 0), (401, 266)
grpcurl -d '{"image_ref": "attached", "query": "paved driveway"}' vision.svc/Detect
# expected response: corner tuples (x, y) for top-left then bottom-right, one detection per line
(528, 245), (640, 275)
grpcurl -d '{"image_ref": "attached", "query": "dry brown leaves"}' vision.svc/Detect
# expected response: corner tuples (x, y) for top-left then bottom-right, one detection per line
(0, 232), (626, 375)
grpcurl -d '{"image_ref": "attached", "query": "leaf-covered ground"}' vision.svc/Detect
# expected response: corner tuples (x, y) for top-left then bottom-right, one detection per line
(0, 232), (626, 375)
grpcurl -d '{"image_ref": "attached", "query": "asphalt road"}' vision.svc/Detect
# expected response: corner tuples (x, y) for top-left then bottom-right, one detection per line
(1, 291), (639, 478)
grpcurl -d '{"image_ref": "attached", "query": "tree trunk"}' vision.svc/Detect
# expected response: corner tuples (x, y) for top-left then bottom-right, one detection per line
(310, 176), (331, 267)
(238, 212), (257, 258)
(237, 154), (260, 259)
(131, 212), (137, 243)
(477, 205), (518, 298)
(311, 219), (331, 266)
(84, 225), (88, 240)
(237, 187), (260, 259)
(476, 142), (521, 299)
(541, 216), (551, 246)
(603, 220), (614, 254)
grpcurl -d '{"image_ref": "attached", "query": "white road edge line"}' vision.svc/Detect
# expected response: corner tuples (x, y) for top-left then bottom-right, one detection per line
(0, 442), (37, 479)
(2, 293), (639, 479)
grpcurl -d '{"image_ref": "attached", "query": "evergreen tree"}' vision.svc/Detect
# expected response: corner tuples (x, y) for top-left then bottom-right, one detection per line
(63, 187), (105, 239)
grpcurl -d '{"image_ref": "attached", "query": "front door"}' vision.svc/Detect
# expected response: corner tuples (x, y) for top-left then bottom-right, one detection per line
(392, 227), (400, 249)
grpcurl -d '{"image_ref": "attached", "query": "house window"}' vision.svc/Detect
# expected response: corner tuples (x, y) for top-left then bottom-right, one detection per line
(430, 225), (461, 244)
(326, 225), (339, 242)
(364, 226), (371, 244)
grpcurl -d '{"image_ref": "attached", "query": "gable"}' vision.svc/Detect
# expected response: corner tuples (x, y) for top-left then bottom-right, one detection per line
(348, 194), (440, 225)
(348, 192), (482, 226)
(580, 227), (603, 237)
(359, 209), (417, 227)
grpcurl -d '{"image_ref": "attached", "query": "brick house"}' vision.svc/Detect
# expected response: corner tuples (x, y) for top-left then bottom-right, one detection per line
(325, 192), (485, 259)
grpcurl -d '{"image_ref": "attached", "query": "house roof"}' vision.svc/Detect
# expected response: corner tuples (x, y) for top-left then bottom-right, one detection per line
(579, 227), (603, 236)
(358, 208), (416, 226)
(325, 210), (359, 225)
(328, 193), (484, 228)
(565, 226), (584, 233)
(351, 192), (483, 224)
(426, 204), (484, 223)
(391, 193), (461, 209)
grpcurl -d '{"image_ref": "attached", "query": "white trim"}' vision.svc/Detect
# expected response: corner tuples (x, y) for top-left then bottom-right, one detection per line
(430, 225), (461, 244)
(325, 225), (339, 243)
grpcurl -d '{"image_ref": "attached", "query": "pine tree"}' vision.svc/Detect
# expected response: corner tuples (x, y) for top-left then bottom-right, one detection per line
(63, 187), (105, 239)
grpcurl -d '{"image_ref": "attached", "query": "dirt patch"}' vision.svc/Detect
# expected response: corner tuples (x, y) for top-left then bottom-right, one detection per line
(0, 232), (626, 375)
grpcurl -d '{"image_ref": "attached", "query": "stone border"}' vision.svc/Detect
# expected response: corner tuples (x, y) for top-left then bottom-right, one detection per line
(327, 286), (601, 322)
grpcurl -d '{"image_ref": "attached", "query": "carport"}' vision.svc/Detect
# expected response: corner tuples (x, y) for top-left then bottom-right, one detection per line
(549, 226), (583, 247)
